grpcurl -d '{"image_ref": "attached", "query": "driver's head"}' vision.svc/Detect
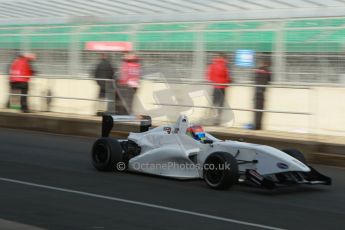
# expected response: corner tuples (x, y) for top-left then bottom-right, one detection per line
(186, 125), (206, 141)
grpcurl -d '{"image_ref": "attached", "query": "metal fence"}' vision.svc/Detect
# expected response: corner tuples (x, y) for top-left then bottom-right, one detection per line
(1, 18), (345, 84)
(6, 76), (313, 114)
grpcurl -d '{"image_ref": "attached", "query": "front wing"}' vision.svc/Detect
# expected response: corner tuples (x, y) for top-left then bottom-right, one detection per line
(245, 166), (332, 189)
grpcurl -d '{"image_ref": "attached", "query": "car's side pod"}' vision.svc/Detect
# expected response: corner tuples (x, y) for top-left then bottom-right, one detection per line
(101, 114), (152, 137)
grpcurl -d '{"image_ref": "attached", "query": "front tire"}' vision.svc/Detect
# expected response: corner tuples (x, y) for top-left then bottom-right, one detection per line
(91, 138), (124, 171)
(203, 152), (239, 190)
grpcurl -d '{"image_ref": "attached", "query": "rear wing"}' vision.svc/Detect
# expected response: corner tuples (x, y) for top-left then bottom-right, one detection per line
(102, 114), (152, 137)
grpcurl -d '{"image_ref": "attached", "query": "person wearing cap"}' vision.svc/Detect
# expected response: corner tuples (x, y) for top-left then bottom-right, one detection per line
(117, 52), (141, 114)
(8, 53), (36, 113)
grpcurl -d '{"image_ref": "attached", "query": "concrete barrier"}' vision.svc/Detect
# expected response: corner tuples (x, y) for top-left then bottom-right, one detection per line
(1, 76), (345, 136)
(0, 111), (344, 167)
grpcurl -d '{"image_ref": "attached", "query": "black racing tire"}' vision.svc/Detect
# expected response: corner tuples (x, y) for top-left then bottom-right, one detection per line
(91, 137), (124, 171)
(203, 152), (239, 190)
(282, 148), (307, 164)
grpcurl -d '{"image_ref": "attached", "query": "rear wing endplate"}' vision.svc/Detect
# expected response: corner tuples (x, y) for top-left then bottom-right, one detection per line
(102, 114), (152, 137)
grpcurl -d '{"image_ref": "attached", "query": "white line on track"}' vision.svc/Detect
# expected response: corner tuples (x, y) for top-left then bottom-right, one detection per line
(0, 177), (286, 230)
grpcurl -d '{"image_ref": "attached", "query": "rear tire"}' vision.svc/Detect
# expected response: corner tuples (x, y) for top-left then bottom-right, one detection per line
(91, 138), (124, 171)
(203, 152), (239, 190)
(282, 148), (307, 164)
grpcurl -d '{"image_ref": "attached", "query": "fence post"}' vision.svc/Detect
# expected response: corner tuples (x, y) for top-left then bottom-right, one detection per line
(272, 21), (286, 83)
(68, 26), (83, 77)
(192, 24), (206, 79)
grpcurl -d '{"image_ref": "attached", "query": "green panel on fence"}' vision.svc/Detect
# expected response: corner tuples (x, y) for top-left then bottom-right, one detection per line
(204, 31), (274, 52)
(30, 27), (77, 34)
(27, 42), (70, 49)
(0, 42), (21, 49)
(83, 25), (130, 33)
(284, 29), (345, 51)
(80, 33), (130, 42)
(205, 42), (273, 52)
(137, 32), (195, 41)
(0, 36), (22, 42)
(136, 32), (195, 50)
(140, 23), (193, 31)
(285, 30), (323, 42)
(27, 36), (72, 49)
(25, 27), (76, 49)
(325, 29), (345, 42)
(136, 42), (194, 51)
(204, 32), (236, 41)
(28, 33), (72, 42)
(206, 22), (262, 30)
(0, 28), (23, 35)
(238, 31), (275, 42)
(0, 28), (23, 48)
(1, 21), (345, 51)
(287, 18), (345, 28)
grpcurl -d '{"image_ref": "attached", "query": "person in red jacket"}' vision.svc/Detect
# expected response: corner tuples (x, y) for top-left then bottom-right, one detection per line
(207, 53), (231, 123)
(8, 53), (36, 113)
(117, 53), (141, 114)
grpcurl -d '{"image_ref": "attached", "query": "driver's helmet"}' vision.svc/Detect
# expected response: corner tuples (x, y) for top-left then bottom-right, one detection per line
(186, 125), (206, 141)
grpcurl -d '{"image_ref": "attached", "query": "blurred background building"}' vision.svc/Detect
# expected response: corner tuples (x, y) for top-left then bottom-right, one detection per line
(1, 0), (345, 83)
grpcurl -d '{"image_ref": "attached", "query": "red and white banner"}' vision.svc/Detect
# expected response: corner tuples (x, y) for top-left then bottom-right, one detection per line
(85, 42), (133, 51)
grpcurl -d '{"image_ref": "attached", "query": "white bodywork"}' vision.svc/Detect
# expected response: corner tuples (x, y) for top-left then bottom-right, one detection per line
(127, 115), (310, 179)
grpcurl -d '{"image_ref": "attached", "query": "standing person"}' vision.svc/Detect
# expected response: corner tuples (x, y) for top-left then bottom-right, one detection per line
(207, 52), (231, 124)
(94, 53), (115, 115)
(253, 60), (271, 130)
(8, 53), (36, 113)
(117, 53), (141, 115)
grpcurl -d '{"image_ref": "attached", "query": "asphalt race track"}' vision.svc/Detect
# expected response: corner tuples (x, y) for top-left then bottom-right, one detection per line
(0, 128), (344, 230)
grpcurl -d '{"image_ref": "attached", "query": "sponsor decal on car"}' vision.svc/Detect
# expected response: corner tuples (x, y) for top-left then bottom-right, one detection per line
(277, 162), (289, 169)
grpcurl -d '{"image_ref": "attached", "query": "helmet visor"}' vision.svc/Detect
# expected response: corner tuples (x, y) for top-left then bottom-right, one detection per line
(195, 132), (205, 140)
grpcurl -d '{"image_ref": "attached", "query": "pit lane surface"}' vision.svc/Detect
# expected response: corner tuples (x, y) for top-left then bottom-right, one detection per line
(0, 128), (344, 230)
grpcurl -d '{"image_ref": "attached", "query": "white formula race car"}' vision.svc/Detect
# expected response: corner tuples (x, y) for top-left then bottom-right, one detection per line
(91, 114), (331, 190)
